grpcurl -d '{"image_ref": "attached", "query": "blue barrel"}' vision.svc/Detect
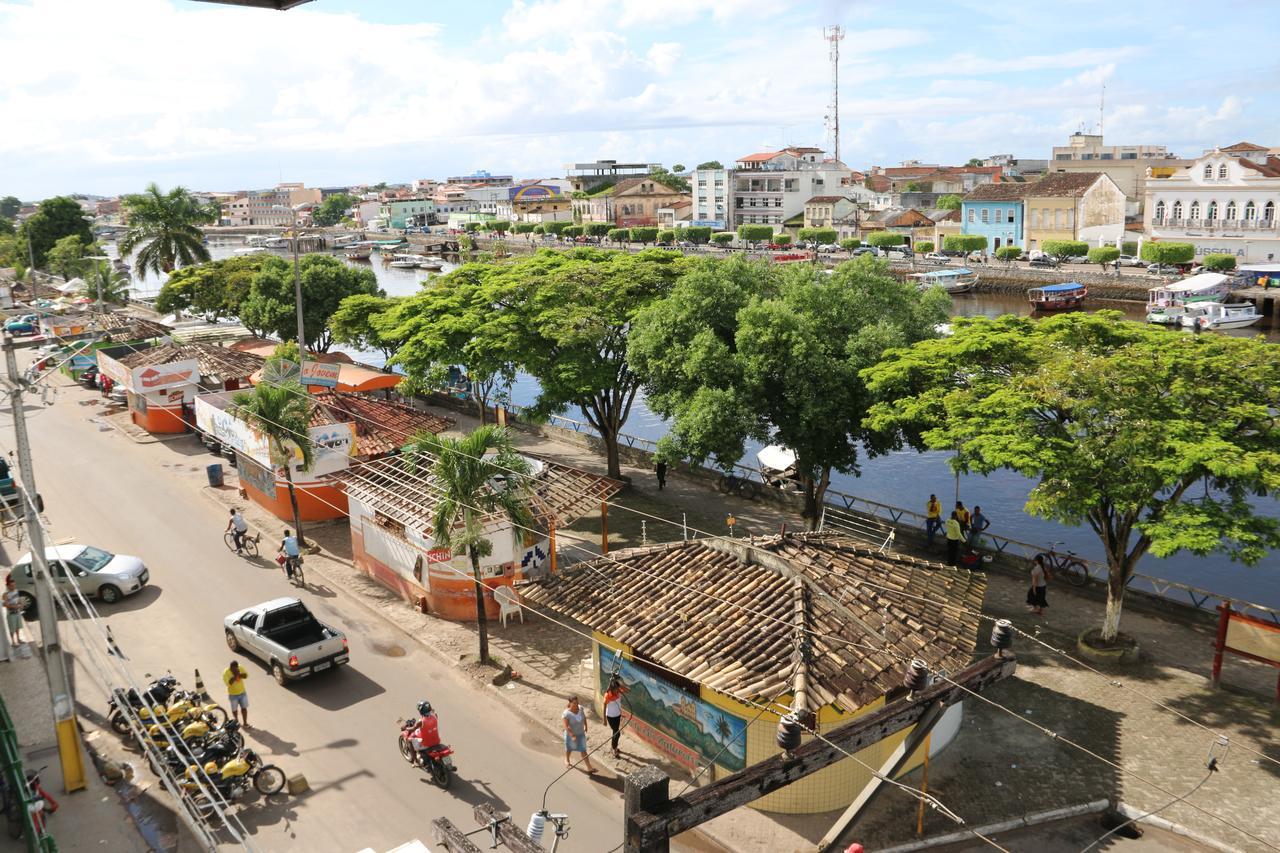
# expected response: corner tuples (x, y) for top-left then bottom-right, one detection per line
(206, 464), (224, 488)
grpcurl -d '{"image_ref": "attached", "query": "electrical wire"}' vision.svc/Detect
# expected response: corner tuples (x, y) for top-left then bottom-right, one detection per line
(1078, 765), (1218, 853)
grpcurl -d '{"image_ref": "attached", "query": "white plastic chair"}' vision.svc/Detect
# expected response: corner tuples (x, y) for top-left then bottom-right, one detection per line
(494, 585), (524, 628)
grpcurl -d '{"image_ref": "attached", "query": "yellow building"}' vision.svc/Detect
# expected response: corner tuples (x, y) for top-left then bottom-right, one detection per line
(1023, 171), (1126, 252)
(521, 532), (986, 814)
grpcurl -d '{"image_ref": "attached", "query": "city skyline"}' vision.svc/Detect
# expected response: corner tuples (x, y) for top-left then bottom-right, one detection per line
(2, 0), (1276, 198)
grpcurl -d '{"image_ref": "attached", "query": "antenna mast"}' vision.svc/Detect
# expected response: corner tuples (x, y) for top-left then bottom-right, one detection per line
(823, 25), (844, 163)
(1099, 82), (1105, 136)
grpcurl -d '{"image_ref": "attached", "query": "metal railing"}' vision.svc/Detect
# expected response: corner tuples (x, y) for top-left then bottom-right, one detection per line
(0, 696), (56, 853)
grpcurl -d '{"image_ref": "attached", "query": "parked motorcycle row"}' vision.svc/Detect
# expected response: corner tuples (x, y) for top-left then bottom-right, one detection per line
(105, 673), (287, 818)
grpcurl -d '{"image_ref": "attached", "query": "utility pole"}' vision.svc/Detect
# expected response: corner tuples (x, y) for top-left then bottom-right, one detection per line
(823, 25), (845, 164)
(2, 334), (86, 793)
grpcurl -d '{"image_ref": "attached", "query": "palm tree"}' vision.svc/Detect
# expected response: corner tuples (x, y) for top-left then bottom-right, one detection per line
(230, 379), (315, 548)
(118, 183), (217, 278)
(405, 426), (533, 665)
(80, 262), (130, 307)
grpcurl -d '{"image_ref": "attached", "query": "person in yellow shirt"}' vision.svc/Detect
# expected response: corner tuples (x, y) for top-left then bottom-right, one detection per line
(945, 511), (964, 567)
(954, 501), (971, 537)
(925, 494), (942, 546)
(223, 660), (250, 728)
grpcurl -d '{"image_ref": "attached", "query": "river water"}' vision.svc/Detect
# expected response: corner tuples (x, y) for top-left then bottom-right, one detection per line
(124, 243), (1280, 607)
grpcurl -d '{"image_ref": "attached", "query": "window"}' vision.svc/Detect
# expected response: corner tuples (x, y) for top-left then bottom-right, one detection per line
(1121, 152), (1137, 160)
(1031, 208), (1040, 227)
(1226, 201), (1236, 221)
(1190, 201), (1200, 221)
(1218, 164), (1228, 179)
(1172, 201), (1182, 221)
(981, 209), (989, 223)
(1155, 200), (1166, 221)
(1203, 164), (1213, 179)
(1100, 153), (1113, 160)
(1007, 209), (1016, 223)
(1266, 201), (1275, 221)
(1245, 201), (1256, 220)
(1207, 201), (1218, 221)
(967, 209), (975, 222)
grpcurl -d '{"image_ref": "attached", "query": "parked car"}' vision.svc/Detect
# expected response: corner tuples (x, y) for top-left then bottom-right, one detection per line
(1029, 256), (1058, 269)
(923, 252), (950, 264)
(1147, 263), (1180, 275)
(10, 544), (150, 610)
(5, 315), (38, 334)
(941, 249), (965, 258)
(225, 598), (350, 685)
(1065, 255), (1089, 264)
(817, 244), (840, 253)
(850, 247), (878, 257)
(886, 249), (912, 260)
(1116, 254), (1146, 267)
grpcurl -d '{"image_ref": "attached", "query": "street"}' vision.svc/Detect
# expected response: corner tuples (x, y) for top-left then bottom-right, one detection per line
(3, 372), (632, 852)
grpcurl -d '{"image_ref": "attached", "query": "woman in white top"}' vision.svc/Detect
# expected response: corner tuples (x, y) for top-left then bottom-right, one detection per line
(603, 676), (629, 758)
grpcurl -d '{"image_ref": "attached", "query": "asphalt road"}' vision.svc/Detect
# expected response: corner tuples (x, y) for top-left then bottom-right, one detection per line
(3, 374), (632, 852)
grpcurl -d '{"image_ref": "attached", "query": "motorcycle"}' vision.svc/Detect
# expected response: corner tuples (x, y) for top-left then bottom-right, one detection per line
(397, 718), (455, 788)
(178, 748), (286, 818)
(4, 765), (58, 840)
(138, 714), (244, 756)
(147, 720), (243, 777)
(108, 675), (181, 736)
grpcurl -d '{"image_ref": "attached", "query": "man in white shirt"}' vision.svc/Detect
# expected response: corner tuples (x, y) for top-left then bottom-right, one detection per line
(226, 509), (248, 553)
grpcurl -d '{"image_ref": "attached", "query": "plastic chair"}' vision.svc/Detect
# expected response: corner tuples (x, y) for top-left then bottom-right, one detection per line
(493, 585), (524, 628)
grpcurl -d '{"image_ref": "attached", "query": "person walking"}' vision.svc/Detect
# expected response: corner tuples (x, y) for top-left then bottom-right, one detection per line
(968, 505), (990, 548)
(655, 460), (668, 491)
(954, 501), (971, 537)
(562, 696), (595, 772)
(925, 494), (942, 546)
(223, 660), (250, 728)
(944, 511), (963, 566)
(603, 676), (629, 758)
(4, 576), (25, 648)
(1027, 554), (1049, 615)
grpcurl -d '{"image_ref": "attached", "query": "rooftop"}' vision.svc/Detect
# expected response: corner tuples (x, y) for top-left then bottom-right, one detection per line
(1025, 171), (1105, 198)
(311, 392), (452, 458)
(520, 532), (986, 712)
(117, 342), (265, 383)
(1221, 141), (1268, 153)
(805, 195), (849, 204)
(963, 183), (1032, 202)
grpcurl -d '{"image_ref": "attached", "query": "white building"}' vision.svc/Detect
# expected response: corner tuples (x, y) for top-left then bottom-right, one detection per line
(730, 147), (850, 229)
(1144, 142), (1280, 263)
(690, 167), (733, 230)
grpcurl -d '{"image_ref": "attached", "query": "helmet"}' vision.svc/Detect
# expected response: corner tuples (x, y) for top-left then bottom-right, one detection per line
(417, 700), (433, 717)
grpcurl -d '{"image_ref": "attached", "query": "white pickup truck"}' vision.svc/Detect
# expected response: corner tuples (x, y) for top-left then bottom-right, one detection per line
(224, 598), (350, 685)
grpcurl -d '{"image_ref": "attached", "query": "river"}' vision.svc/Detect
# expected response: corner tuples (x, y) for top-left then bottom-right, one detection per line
(120, 242), (1280, 607)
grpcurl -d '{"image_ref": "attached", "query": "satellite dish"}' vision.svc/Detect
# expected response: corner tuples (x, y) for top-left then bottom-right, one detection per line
(261, 357), (301, 385)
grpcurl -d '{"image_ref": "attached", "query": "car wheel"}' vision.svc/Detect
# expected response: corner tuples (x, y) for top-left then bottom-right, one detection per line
(98, 585), (122, 604)
(225, 631), (240, 653)
(271, 662), (287, 686)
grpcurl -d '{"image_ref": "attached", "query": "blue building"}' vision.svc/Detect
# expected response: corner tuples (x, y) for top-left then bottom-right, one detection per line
(960, 183), (1029, 252)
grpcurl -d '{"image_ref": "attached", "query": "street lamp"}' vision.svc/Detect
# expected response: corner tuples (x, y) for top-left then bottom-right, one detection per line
(85, 255), (110, 313)
(270, 204), (308, 376)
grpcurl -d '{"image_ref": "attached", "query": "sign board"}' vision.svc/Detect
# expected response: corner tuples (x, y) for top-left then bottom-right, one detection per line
(691, 219), (726, 229)
(96, 350), (132, 388)
(132, 359), (199, 393)
(1212, 604), (1280, 702)
(236, 452), (276, 496)
(194, 395), (270, 464)
(301, 361), (340, 388)
(42, 317), (88, 338)
(304, 421), (355, 477)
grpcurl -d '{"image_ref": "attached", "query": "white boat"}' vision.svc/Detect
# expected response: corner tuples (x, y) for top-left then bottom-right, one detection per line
(911, 267), (978, 293)
(388, 259), (420, 269)
(233, 247), (267, 255)
(389, 253), (432, 268)
(244, 236), (271, 248)
(1146, 294), (1218, 325)
(262, 237), (290, 249)
(1146, 273), (1230, 321)
(331, 235), (359, 248)
(1178, 301), (1262, 331)
(418, 255), (445, 271)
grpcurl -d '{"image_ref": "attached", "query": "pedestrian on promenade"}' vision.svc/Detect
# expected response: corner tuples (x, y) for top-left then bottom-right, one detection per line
(223, 660), (250, 728)
(1026, 554), (1049, 615)
(955, 501), (971, 537)
(655, 460), (668, 491)
(603, 676), (629, 758)
(925, 494), (942, 546)
(945, 512), (963, 567)
(968, 505), (990, 548)
(562, 696), (595, 772)
(4, 576), (24, 648)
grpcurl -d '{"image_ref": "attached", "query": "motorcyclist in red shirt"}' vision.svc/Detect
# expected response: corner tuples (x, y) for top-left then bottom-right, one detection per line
(406, 700), (441, 757)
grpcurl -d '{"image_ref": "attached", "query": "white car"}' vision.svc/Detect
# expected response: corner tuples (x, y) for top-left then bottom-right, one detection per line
(924, 253), (950, 263)
(1116, 254), (1146, 267)
(10, 544), (149, 609)
(817, 244), (840, 253)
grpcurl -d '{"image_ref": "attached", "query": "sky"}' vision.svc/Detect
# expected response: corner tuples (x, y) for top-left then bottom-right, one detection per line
(2, 0), (1278, 199)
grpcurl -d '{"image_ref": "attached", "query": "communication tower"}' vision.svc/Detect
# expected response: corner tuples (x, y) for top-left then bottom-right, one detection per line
(823, 25), (845, 163)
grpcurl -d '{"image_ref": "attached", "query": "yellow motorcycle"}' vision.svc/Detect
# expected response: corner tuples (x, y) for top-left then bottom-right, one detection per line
(179, 749), (285, 818)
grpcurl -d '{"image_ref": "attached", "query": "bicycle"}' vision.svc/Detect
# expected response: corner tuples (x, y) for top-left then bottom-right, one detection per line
(716, 471), (762, 500)
(280, 554), (305, 587)
(224, 530), (260, 558)
(1043, 542), (1090, 587)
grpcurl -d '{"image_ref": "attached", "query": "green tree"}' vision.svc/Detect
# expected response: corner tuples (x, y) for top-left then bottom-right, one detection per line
(630, 254), (950, 526)
(329, 293), (403, 361)
(155, 255), (264, 323)
(563, 225), (585, 239)
(17, 196), (93, 268)
(584, 223), (611, 240)
(994, 245), (1022, 264)
(240, 254), (381, 351)
(965, 157), (983, 167)
(866, 232), (906, 250)
(405, 426), (533, 665)
(630, 227), (660, 246)
(943, 234), (987, 256)
(118, 183), (217, 277)
(45, 234), (96, 280)
(0, 218), (12, 236)
(1088, 246), (1121, 271)
(737, 224), (773, 245)
(839, 237), (860, 251)
(695, 161), (724, 170)
(712, 232), (735, 247)
(657, 229), (677, 245)
(798, 228), (838, 246)
(312, 193), (356, 227)
(916, 241), (935, 254)
(513, 222), (537, 234)
(864, 312), (1280, 644)
(647, 166), (690, 194)
(684, 226), (712, 245)
(1201, 253), (1237, 272)
(80, 260), (131, 306)
(772, 233), (792, 247)
(904, 181), (923, 192)
(1042, 239), (1089, 264)
(543, 221), (571, 236)
(230, 377), (316, 548)
(489, 220), (511, 236)
(607, 228), (630, 243)
(463, 221), (482, 233)
(1122, 241), (1138, 256)
(672, 164), (686, 173)
(0, 197), (20, 219)
(532, 225), (545, 235)
(936, 195), (963, 211)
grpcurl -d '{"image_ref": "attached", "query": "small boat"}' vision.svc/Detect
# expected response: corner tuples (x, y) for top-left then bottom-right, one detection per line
(262, 237), (290, 249)
(388, 258), (420, 269)
(418, 256), (445, 271)
(1178, 301), (1262, 331)
(912, 267), (978, 293)
(1146, 293), (1218, 325)
(1147, 273), (1230, 323)
(1028, 282), (1087, 311)
(345, 246), (373, 260)
(233, 247), (267, 255)
(756, 445), (800, 490)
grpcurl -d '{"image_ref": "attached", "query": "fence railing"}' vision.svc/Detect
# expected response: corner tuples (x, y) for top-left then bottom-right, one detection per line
(0, 695), (56, 853)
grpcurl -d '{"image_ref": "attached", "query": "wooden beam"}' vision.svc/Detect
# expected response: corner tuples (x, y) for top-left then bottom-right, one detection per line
(625, 654), (1016, 852)
(431, 817), (483, 853)
(473, 804), (544, 853)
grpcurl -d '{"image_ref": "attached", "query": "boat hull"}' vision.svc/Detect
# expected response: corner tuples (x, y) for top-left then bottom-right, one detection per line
(1030, 296), (1085, 311)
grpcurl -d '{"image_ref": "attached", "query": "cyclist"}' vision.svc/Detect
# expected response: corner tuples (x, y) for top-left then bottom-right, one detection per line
(226, 509), (248, 553)
(278, 529), (301, 580)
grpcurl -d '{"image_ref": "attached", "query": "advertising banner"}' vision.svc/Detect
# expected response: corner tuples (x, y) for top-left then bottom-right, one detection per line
(132, 358), (199, 393)
(303, 422), (355, 477)
(96, 350), (131, 387)
(236, 453), (276, 496)
(301, 361), (340, 388)
(194, 395), (270, 464)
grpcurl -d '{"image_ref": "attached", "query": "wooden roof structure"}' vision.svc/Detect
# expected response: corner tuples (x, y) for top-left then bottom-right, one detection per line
(311, 392), (453, 458)
(334, 452), (622, 532)
(520, 533), (986, 713)
(117, 342), (266, 384)
(58, 312), (172, 342)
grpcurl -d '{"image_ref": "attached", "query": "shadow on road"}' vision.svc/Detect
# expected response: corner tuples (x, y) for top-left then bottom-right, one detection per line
(290, 666), (385, 710)
(246, 725), (301, 757)
(424, 774), (511, 813)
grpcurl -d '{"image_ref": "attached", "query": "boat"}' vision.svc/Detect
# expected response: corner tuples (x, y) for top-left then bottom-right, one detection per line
(1146, 273), (1230, 323)
(1147, 293), (1220, 325)
(911, 267), (978, 294)
(418, 256), (445, 271)
(233, 247), (267, 255)
(1178, 301), (1262, 331)
(331, 235), (359, 248)
(262, 237), (290, 249)
(1028, 282), (1087, 311)
(756, 445), (800, 491)
(345, 246), (373, 260)
(388, 258), (420, 269)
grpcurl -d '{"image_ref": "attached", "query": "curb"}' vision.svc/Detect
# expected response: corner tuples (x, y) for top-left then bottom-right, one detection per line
(875, 799), (1109, 852)
(1114, 801), (1242, 853)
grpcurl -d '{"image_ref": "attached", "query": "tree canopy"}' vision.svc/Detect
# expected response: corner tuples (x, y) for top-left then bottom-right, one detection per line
(695, 161), (724, 171)
(328, 293), (403, 361)
(629, 254), (950, 525)
(1141, 241), (1195, 266)
(45, 234), (100, 280)
(311, 193), (356, 226)
(0, 197), (20, 219)
(866, 232), (906, 249)
(18, 196), (93, 268)
(155, 255), (265, 322)
(943, 234), (986, 255)
(994, 245), (1022, 263)
(1042, 239), (1088, 263)
(863, 312), (1280, 642)
(936, 195), (962, 210)
(648, 166), (690, 194)
(1088, 246), (1120, 269)
(118, 183), (217, 277)
(240, 254), (381, 351)
(1201, 253), (1237, 271)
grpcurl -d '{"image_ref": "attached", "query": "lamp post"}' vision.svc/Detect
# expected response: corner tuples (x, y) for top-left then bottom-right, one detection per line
(85, 255), (110, 313)
(271, 204), (307, 375)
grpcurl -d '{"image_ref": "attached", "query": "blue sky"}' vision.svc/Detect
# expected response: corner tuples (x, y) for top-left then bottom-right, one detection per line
(2, 0), (1277, 199)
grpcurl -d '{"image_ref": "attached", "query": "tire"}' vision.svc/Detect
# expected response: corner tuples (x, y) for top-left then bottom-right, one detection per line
(429, 760), (451, 789)
(244, 538), (259, 558)
(398, 735), (416, 765)
(223, 532), (237, 552)
(252, 765), (285, 795)
(1062, 559), (1090, 587)
(202, 705), (228, 728)
(110, 710), (132, 736)
(98, 584), (122, 604)
(225, 631), (240, 653)
(271, 662), (287, 686)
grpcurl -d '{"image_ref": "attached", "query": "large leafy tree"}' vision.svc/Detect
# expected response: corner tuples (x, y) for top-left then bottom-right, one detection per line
(118, 183), (217, 277)
(328, 293), (403, 362)
(0, 197), (20, 219)
(230, 377), (316, 548)
(936, 195), (962, 210)
(240, 254), (381, 351)
(45, 234), (99, 280)
(863, 313), (1280, 643)
(629, 254), (950, 526)
(311, 193), (356, 227)
(405, 426), (533, 665)
(155, 255), (265, 323)
(17, 196), (93, 268)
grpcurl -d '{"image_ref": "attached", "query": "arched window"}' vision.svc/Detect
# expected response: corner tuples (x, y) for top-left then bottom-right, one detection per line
(1266, 201), (1276, 222)
(1190, 201), (1201, 221)
(1207, 201), (1218, 221)
(1218, 164), (1229, 179)
(1155, 200), (1166, 222)
(1226, 201), (1236, 221)
(1172, 200), (1183, 221)
(1203, 164), (1213, 179)
(1245, 201), (1256, 220)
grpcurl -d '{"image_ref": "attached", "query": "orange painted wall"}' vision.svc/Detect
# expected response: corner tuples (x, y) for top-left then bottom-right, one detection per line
(131, 403), (185, 434)
(241, 475), (348, 523)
